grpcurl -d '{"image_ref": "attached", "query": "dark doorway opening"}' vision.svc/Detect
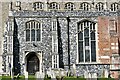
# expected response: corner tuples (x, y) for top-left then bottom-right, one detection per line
(26, 52), (39, 75)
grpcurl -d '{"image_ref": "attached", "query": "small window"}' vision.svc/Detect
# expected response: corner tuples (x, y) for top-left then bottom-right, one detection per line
(15, 1), (21, 7)
(49, 2), (59, 10)
(109, 20), (116, 30)
(33, 2), (44, 10)
(109, 19), (117, 35)
(96, 2), (104, 11)
(80, 2), (91, 11)
(111, 3), (118, 11)
(65, 2), (75, 11)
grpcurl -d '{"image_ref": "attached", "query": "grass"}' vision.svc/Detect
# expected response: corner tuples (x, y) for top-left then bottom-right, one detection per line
(28, 75), (36, 80)
(0, 75), (116, 80)
(1, 75), (25, 80)
(63, 76), (86, 80)
(97, 78), (115, 80)
(1, 75), (35, 80)
(1, 76), (12, 80)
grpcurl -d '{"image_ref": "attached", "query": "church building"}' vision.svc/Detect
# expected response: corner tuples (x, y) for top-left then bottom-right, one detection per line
(1, 0), (120, 78)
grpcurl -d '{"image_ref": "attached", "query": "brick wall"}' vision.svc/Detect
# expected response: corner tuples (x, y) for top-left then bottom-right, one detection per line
(98, 16), (111, 63)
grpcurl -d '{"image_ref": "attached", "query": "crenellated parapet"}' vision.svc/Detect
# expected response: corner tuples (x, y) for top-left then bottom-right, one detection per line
(8, 0), (119, 12)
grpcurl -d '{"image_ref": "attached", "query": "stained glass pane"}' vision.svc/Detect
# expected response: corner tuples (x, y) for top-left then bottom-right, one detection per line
(78, 41), (84, 62)
(37, 29), (41, 41)
(91, 32), (95, 40)
(26, 30), (30, 41)
(84, 28), (89, 38)
(31, 29), (35, 41)
(85, 38), (89, 46)
(78, 32), (83, 40)
(91, 41), (96, 62)
(85, 50), (90, 62)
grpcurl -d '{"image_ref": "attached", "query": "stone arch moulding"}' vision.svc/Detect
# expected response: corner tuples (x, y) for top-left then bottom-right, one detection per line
(77, 18), (97, 24)
(24, 51), (42, 75)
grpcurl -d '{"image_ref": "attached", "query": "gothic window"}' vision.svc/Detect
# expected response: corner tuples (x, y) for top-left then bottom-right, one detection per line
(26, 20), (41, 42)
(78, 20), (96, 63)
(96, 2), (104, 11)
(33, 2), (44, 10)
(65, 2), (75, 11)
(80, 2), (91, 11)
(49, 2), (59, 10)
(111, 3), (118, 11)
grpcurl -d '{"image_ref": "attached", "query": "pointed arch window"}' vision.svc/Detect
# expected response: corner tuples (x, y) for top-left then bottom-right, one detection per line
(65, 2), (75, 11)
(80, 2), (91, 11)
(78, 20), (96, 63)
(26, 21), (42, 42)
(33, 2), (44, 10)
(96, 2), (104, 11)
(110, 3), (118, 11)
(49, 2), (59, 10)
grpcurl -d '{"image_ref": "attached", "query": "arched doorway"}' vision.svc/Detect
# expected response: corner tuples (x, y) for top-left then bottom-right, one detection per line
(26, 52), (39, 75)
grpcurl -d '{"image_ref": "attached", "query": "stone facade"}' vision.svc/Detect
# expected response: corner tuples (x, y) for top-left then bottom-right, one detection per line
(0, 0), (120, 78)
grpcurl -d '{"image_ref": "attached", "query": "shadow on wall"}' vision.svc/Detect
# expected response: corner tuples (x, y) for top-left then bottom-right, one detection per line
(57, 18), (64, 68)
(13, 18), (21, 75)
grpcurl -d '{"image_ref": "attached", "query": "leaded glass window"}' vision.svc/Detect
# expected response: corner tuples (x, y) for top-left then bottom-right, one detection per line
(26, 20), (41, 42)
(80, 2), (91, 11)
(33, 2), (44, 10)
(111, 3), (118, 11)
(49, 2), (59, 10)
(65, 2), (75, 11)
(96, 2), (104, 11)
(78, 20), (96, 62)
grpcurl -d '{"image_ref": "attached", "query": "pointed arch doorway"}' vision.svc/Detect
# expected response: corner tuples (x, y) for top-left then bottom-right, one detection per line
(26, 52), (41, 75)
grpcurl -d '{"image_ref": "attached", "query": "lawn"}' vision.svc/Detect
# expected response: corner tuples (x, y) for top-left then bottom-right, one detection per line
(0, 75), (115, 80)
(0, 75), (35, 80)
(63, 76), (86, 80)
(97, 78), (115, 80)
